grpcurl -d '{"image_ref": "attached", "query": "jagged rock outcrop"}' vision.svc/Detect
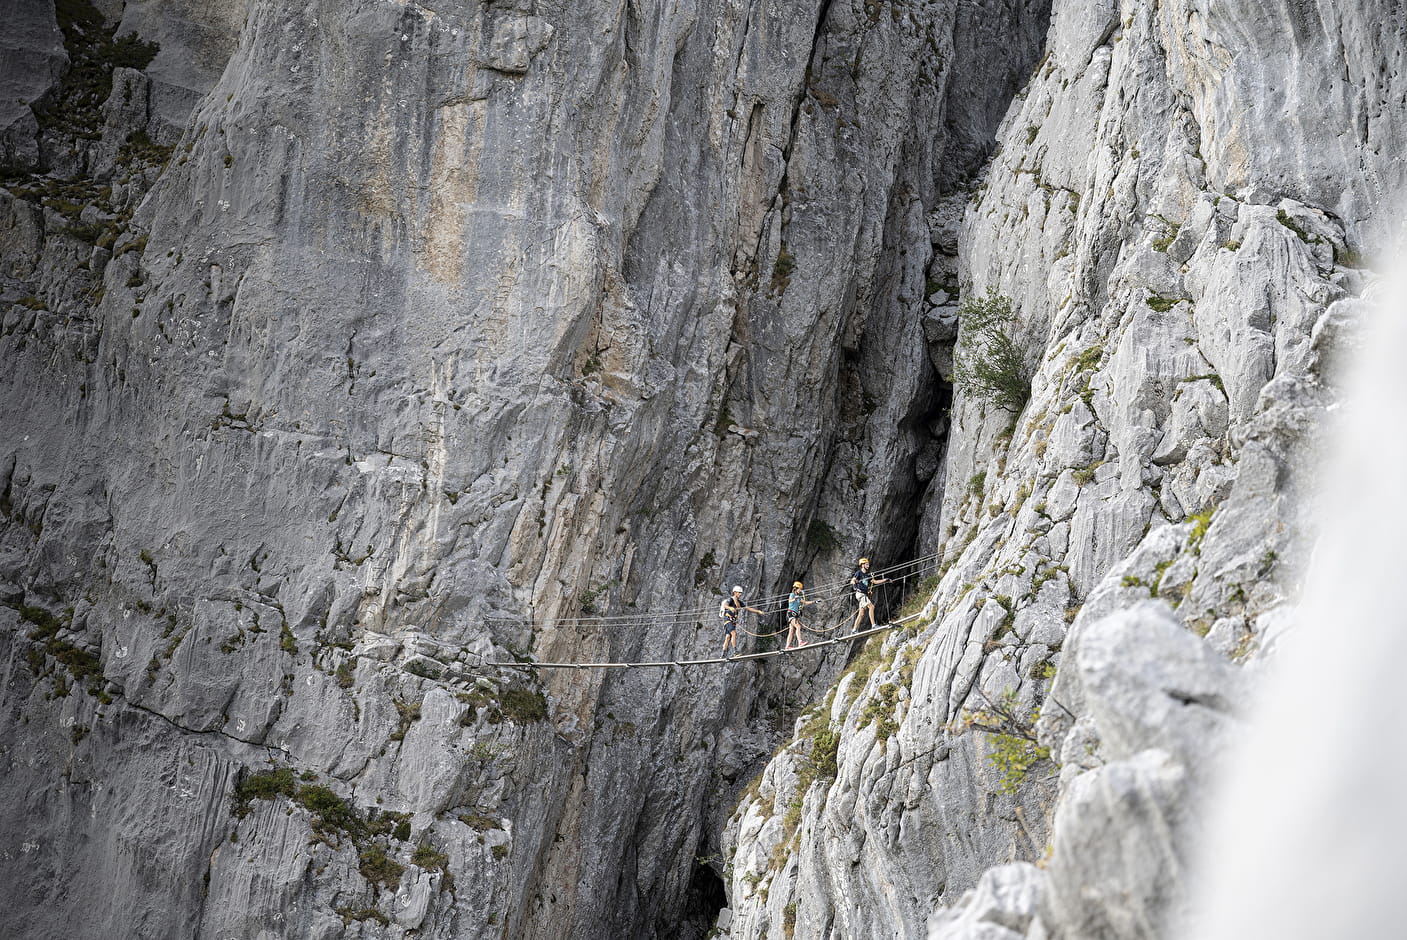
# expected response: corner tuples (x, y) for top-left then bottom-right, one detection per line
(1, 1), (1048, 938)
(1034, 602), (1245, 939)
(927, 597), (1246, 940)
(717, 1), (1402, 937)
(0, 0), (67, 168)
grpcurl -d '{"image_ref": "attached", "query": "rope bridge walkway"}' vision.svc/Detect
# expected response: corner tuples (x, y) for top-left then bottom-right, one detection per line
(393, 554), (938, 677)
(479, 617), (919, 671)
(481, 551), (943, 633)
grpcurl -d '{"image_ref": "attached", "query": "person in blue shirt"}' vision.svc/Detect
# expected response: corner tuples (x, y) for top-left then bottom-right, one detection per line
(785, 581), (814, 650)
(850, 557), (888, 632)
(719, 586), (762, 659)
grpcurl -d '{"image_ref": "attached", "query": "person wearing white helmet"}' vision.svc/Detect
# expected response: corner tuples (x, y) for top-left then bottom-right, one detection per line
(719, 585), (762, 660)
(850, 557), (888, 632)
(785, 580), (814, 650)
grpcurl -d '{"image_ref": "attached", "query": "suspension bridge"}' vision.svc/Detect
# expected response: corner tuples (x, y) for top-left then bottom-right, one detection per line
(457, 552), (942, 671)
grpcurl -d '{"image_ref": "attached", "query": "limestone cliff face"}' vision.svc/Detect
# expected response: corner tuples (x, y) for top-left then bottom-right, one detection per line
(4, 0), (1399, 937)
(0, 1), (1051, 938)
(718, 2), (1402, 938)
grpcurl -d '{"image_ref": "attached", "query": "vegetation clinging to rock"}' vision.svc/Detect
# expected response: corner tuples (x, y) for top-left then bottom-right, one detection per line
(41, 0), (160, 140)
(953, 689), (1052, 795)
(952, 288), (1031, 413)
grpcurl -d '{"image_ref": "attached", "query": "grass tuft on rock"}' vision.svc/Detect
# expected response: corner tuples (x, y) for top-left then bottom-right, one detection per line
(358, 845), (405, 890)
(232, 767), (296, 816)
(412, 843), (450, 871)
(500, 687), (548, 722)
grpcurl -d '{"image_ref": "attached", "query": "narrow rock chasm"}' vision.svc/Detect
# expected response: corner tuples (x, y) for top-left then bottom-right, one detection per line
(678, 858), (730, 940)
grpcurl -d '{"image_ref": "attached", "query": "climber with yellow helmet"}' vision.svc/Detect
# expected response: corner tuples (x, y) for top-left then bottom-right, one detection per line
(850, 557), (888, 632)
(785, 580), (814, 650)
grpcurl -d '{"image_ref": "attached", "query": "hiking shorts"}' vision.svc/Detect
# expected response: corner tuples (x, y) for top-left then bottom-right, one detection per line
(722, 618), (738, 635)
(787, 611), (801, 623)
(855, 592), (873, 608)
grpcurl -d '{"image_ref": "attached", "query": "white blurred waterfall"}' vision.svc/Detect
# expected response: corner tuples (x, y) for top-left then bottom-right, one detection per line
(1181, 261), (1407, 938)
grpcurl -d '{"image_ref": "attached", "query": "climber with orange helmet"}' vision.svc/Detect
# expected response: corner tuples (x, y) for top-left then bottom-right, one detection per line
(785, 581), (814, 650)
(850, 557), (888, 632)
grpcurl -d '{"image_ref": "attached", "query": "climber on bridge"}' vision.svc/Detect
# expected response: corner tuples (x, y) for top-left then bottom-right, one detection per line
(850, 557), (889, 632)
(785, 581), (814, 650)
(720, 585), (763, 660)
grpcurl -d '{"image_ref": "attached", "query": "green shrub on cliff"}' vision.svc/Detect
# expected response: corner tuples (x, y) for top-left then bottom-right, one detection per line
(952, 288), (1030, 413)
(955, 689), (1051, 795)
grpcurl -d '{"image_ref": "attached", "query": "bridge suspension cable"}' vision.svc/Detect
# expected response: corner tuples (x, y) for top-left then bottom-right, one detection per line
(480, 552), (944, 632)
(477, 618), (916, 670)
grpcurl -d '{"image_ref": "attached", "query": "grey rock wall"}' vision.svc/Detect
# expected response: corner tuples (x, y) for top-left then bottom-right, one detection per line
(718, 0), (1402, 937)
(115, 0), (248, 140)
(0, 0), (67, 168)
(1, 0), (1043, 937)
(3, 0), (1400, 936)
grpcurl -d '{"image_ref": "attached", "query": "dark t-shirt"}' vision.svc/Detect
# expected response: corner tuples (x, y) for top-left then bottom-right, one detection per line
(852, 568), (873, 596)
